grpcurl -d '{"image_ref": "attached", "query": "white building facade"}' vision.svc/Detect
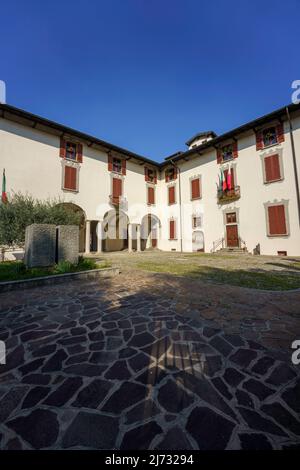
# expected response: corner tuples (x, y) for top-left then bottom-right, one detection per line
(1, 102), (300, 256)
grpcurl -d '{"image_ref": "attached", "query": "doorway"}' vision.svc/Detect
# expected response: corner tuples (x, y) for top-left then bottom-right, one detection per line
(225, 212), (239, 247)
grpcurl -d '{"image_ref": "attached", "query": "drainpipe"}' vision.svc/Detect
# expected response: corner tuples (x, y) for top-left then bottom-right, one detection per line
(286, 107), (300, 228)
(170, 159), (183, 252)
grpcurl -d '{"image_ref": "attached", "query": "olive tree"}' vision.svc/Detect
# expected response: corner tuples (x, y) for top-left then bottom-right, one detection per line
(0, 193), (81, 254)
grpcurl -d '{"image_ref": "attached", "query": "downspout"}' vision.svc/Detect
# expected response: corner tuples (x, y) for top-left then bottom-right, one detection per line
(286, 107), (300, 228)
(170, 159), (183, 252)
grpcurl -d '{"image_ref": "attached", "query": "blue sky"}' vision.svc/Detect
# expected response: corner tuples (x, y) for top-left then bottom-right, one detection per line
(1, 0), (299, 161)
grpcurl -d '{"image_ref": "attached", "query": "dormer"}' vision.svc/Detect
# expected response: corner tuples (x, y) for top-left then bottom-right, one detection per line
(185, 131), (217, 149)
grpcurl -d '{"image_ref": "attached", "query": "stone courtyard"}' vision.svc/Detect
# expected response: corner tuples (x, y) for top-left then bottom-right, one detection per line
(0, 252), (300, 450)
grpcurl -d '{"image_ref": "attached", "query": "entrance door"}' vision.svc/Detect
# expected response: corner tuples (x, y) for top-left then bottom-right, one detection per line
(226, 224), (239, 247)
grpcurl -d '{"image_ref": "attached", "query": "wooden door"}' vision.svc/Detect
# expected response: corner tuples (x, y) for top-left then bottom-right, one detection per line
(226, 224), (239, 247)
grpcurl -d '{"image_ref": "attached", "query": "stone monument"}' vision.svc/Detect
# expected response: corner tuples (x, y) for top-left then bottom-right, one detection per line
(57, 225), (79, 265)
(24, 224), (56, 268)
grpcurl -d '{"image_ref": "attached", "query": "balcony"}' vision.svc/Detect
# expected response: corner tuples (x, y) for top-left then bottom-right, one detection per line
(217, 185), (240, 204)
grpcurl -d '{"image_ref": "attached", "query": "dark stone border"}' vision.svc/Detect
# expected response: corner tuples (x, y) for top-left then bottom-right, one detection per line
(0, 267), (120, 293)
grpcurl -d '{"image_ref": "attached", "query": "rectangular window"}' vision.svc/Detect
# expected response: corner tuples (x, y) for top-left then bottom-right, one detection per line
(168, 185), (175, 205)
(60, 138), (83, 162)
(145, 167), (157, 183)
(192, 216), (201, 228)
(165, 167), (177, 182)
(268, 205), (287, 236)
(113, 157), (122, 173)
(147, 186), (155, 205)
(169, 220), (176, 240)
(222, 144), (233, 161)
(112, 177), (122, 204)
(264, 154), (281, 183)
(217, 142), (238, 163)
(66, 141), (77, 161)
(263, 127), (277, 147)
(191, 178), (201, 200)
(64, 166), (77, 191)
(226, 212), (237, 224)
(256, 124), (285, 150)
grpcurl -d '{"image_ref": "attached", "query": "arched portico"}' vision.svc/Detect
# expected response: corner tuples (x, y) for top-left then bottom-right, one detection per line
(140, 214), (161, 251)
(102, 209), (129, 252)
(58, 203), (86, 252)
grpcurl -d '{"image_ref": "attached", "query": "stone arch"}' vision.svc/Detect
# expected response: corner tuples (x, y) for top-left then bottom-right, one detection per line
(140, 214), (161, 251)
(192, 230), (205, 252)
(58, 203), (86, 252)
(103, 208), (129, 252)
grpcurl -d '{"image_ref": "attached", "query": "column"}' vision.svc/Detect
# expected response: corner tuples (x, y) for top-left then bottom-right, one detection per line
(128, 223), (133, 253)
(97, 221), (103, 253)
(85, 220), (91, 254)
(136, 224), (141, 252)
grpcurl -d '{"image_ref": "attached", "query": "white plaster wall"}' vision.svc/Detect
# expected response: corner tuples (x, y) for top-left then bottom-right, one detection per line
(1, 111), (300, 256)
(161, 115), (300, 256)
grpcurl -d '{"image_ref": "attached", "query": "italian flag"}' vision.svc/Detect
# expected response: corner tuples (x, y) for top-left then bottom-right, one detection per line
(2, 169), (8, 204)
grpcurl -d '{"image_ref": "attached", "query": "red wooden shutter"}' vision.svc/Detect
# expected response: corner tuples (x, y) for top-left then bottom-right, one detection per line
(265, 155), (280, 182)
(154, 170), (157, 184)
(112, 177), (122, 197)
(233, 141), (238, 158)
(168, 186), (175, 204)
(191, 178), (200, 199)
(165, 170), (169, 182)
(256, 131), (264, 151)
(60, 137), (66, 158)
(144, 167), (149, 182)
(174, 167), (178, 180)
(64, 166), (77, 190)
(230, 168), (235, 187)
(217, 149), (222, 164)
(121, 159), (126, 175)
(276, 123), (284, 143)
(108, 155), (113, 171)
(268, 205), (286, 235)
(148, 186), (155, 204)
(169, 220), (175, 239)
(77, 143), (83, 163)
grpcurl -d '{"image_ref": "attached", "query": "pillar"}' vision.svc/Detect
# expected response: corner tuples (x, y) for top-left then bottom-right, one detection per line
(97, 221), (103, 253)
(85, 220), (91, 254)
(128, 223), (133, 253)
(136, 224), (141, 252)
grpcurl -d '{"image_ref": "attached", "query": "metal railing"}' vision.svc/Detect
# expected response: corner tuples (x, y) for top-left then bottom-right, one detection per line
(211, 235), (247, 252)
(211, 237), (225, 253)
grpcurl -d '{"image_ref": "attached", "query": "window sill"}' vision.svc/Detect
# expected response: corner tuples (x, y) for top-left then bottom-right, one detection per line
(147, 202), (155, 206)
(65, 157), (79, 163)
(62, 187), (79, 193)
(220, 157), (234, 164)
(259, 142), (280, 151)
(169, 238), (177, 241)
(168, 202), (176, 206)
(264, 178), (283, 184)
(191, 197), (201, 201)
(267, 233), (289, 238)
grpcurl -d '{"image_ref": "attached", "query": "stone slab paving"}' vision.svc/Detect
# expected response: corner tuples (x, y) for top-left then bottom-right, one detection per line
(0, 272), (299, 450)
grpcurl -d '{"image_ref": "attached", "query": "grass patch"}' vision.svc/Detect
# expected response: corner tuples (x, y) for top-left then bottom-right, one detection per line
(136, 261), (300, 291)
(0, 257), (111, 282)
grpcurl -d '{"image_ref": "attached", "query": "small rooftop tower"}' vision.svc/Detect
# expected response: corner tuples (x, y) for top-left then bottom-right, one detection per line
(0, 81), (6, 104)
(185, 131), (216, 149)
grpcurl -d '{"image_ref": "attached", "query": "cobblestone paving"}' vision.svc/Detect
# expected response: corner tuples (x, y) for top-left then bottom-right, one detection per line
(0, 272), (300, 450)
